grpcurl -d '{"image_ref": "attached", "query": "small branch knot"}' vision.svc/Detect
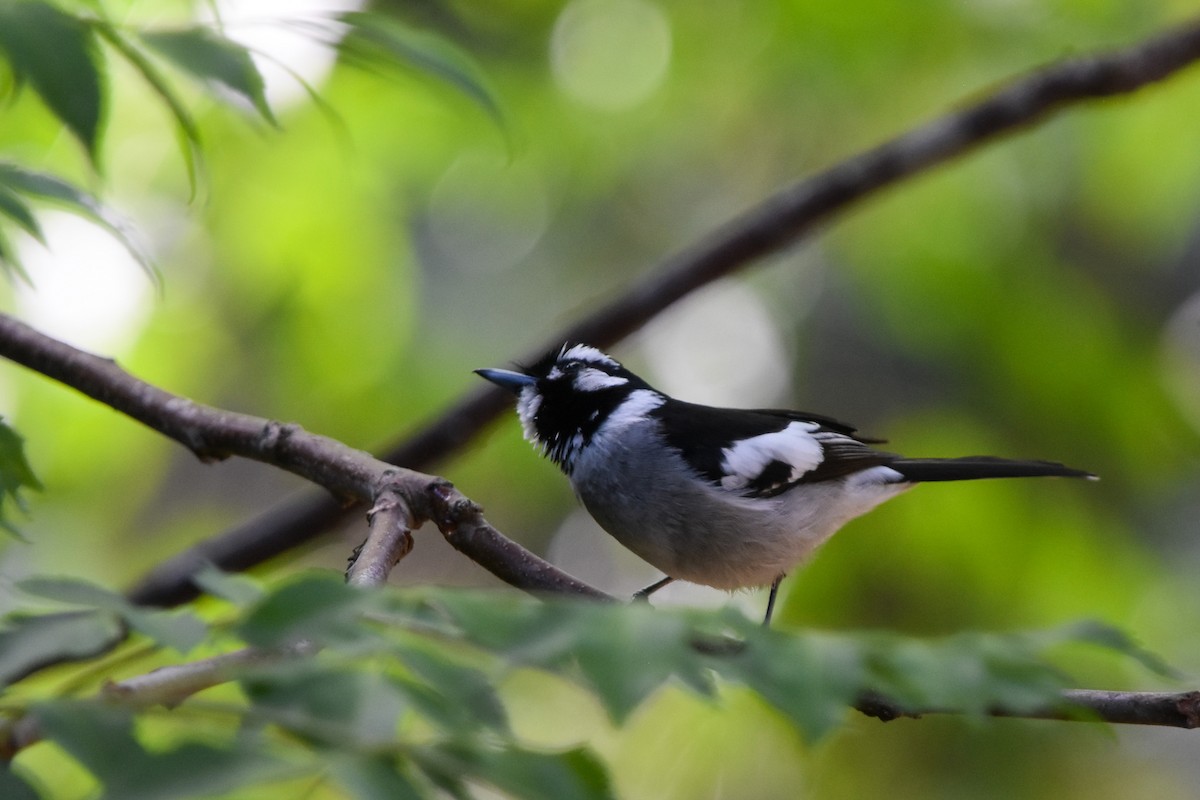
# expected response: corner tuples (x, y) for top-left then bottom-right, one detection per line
(257, 421), (299, 453)
(1175, 691), (1200, 729)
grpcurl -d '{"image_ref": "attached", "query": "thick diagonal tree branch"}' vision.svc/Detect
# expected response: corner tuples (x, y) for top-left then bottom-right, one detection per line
(0, 312), (612, 605)
(124, 15), (1200, 608)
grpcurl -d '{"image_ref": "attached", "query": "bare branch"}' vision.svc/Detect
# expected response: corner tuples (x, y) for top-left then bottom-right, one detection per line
(99, 644), (311, 708)
(122, 16), (1200, 608)
(346, 481), (416, 588)
(0, 312), (606, 603)
(427, 481), (614, 601)
(857, 689), (1200, 730)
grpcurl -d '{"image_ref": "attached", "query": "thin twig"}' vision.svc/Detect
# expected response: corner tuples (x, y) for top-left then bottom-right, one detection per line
(122, 16), (1200, 608)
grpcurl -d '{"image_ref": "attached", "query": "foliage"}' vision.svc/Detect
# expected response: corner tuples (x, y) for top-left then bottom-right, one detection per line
(1, 572), (1169, 798)
(0, 0), (497, 276)
(0, 0), (1198, 798)
(0, 416), (40, 538)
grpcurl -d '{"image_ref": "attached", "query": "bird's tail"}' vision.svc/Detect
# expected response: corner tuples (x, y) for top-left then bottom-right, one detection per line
(891, 456), (1096, 482)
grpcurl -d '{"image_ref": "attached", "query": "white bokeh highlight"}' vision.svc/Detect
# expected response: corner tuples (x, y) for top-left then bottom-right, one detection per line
(635, 279), (792, 407)
(551, 0), (672, 111)
(210, 0), (366, 108)
(14, 213), (154, 354)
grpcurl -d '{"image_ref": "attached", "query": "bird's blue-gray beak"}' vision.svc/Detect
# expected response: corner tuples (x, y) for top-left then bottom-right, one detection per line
(475, 368), (536, 395)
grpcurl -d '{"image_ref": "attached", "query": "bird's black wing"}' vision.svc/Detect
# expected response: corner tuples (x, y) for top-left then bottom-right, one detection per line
(653, 401), (896, 498)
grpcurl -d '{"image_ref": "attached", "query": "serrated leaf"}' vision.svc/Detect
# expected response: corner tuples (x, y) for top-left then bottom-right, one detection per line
(36, 700), (292, 800)
(92, 21), (202, 195)
(0, 226), (23, 281)
(18, 575), (207, 652)
(141, 27), (275, 126)
(0, 186), (45, 242)
(242, 664), (406, 748)
(18, 575), (126, 609)
(0, 610), (124, 687)
(1055, 619), (1181, 679)
(337, 11), (501, 124)
(722, 630), (865, 740)
(0, 162), (155, 278)
(431, 593), (711, 722)
(0, 417), (41, 537)
(429, 743), (614, 800)
(391, 639), (509, 732)
(238, 572), (367, 648)
(121, 606), (208, 653)
(329, 754), (425, 800)
(0, 1), (104, 160)
(191, 562), (265, 607)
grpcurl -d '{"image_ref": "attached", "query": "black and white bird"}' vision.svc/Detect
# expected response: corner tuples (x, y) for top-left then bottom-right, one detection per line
(477, 344), (1094, 624)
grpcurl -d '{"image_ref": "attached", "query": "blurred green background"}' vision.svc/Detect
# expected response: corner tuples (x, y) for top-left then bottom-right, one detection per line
(2, 0), (1200, 797)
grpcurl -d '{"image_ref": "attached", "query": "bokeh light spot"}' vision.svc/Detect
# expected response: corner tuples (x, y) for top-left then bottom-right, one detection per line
(14, 213), (154, 354)
(551, 0), (672, 112)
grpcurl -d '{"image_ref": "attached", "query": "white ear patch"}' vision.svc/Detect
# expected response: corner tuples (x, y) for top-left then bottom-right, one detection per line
(573, 367), (629, 392)
(719, 421), (824, 491)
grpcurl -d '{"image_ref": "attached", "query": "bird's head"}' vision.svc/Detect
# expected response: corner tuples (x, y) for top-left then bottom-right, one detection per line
(476, 344), (658, 472)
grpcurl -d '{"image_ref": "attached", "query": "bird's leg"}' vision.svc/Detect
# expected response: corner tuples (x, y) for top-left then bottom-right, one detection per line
(633, 576), (675, 602)
(763, 574), (786, 626)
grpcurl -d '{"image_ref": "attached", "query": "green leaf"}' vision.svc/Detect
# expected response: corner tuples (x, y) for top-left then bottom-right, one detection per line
(0, 226), (21, 281)
(329, 754), (425, 800)
(92, 21), (202, 196)
(429, 593), (713, 722)
(0, 162), (155, 278)
(391, 639), (509, 732)
(0, 416), (41, 538)
(238, 572), (367, 648)
(724, 630), (866, 741)
(1056, 619), (1181, 679)
(0, 186), (45, 242)
(191, 562), (266, 607)
(18, 575), (128, 608)
(427, 743), (614, 800)
(120, 607), (208, 653)
(337, 12), (502, 124)
(0, 766), (42, 800)
(0, 610), (124, 687)
(141, 27), (276, 126)
(17, 576), (207, 652)
(242, 664), (407, 748)
(36, 700), (293, 800)
(0, 1), (104, 160)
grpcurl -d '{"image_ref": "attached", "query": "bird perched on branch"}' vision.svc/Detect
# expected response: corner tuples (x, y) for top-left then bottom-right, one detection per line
(477, 344), (1094, 624)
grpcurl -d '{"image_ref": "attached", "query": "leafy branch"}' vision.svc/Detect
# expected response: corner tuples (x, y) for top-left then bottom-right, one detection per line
(0, 311), (1194, 764)
(0, 0), (499, 276)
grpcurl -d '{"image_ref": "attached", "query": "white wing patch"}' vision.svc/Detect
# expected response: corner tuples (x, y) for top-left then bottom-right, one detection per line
(719, 421), (824, 491)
